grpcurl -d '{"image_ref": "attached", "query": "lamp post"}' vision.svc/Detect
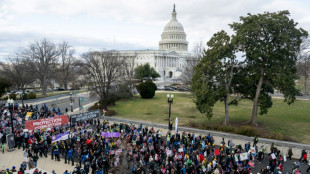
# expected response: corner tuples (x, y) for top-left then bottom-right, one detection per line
(7, 98), (14, 134)
(70, 92), (73, 112)
(20, 93), (24, 106)
(103, 109), (107, 118)
(167, 94), (174, 131)
(97, 103), (100, 113)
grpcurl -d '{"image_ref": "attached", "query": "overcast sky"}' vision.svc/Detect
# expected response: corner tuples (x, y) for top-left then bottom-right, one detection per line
(0, 0), (310, 59)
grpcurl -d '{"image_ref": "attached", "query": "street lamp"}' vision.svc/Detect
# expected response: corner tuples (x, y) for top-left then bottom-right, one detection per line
(7, 98), (14, 134)
(167, 94), (174, 131)
(70, 92), (73, 112)
(103, 109), (107, 118)
(20, 93), (24, 106)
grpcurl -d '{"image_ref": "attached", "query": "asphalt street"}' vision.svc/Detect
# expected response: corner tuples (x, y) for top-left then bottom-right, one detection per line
(1, 91), (98, 115)
(37, 93), (98, 114)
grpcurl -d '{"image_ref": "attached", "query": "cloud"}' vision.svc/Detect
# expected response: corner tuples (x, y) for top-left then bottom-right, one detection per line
(0, 0), (309, 60)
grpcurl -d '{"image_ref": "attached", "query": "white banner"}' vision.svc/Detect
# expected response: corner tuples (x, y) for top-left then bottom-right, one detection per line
(240, 152), (248, 161)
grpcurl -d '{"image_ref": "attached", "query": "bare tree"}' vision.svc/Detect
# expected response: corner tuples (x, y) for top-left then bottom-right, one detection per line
(121, 56), (137, 95)
(0, 57), (35, 92)
(181, 41), (204, 85)
(18, 39), (60, 97)
(297, 39), (310, 95)
(55, 42), (76, 90)
(82, 50), (128, 109)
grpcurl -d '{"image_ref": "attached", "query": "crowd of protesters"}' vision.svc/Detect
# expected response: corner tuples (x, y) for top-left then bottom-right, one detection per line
(0, 103), (310, 174)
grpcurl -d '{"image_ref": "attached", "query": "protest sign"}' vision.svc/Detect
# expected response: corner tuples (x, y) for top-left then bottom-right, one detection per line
(25, 112), (33, 120)
(101, 132), (120, 138)
(250, 147), (256, 154)
(214, 149), (220, 156)
(248, 161), (254, 167)
(71, 110), (100, 124)
(166, 150), (172, 156)
(271, 153), (276, 159)
(25, 115), (69, 130)
(240, 152), (248, 161)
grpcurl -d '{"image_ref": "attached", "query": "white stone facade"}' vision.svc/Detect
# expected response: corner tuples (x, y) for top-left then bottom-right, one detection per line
(118, 5), (193, 79)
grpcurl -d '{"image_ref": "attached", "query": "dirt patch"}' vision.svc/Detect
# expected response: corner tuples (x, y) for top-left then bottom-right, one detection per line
(188, 116), (196, 118)
(145, 113), (152, 115)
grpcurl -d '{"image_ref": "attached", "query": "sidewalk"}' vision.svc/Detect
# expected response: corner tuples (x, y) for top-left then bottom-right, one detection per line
(0, 100), (98, 173)
(0, 148), (73, 173)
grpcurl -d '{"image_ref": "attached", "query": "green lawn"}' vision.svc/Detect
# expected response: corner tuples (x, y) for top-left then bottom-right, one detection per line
(109, 92), (310, 144)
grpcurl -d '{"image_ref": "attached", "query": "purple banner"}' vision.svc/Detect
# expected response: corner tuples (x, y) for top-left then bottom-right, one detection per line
(52, 132), (68, 143)
(101, 132), (120, 138)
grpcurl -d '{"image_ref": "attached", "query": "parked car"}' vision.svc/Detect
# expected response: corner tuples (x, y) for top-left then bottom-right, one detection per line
(15, 90), (23, 94)
(297, 91), (304, 96)
(164, 86), (174, 91)
(57, 88), (65, 91)
(157, 86), (164, 90)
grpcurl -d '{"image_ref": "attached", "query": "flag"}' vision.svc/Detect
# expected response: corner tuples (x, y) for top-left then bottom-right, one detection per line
(240, 152), (248, 161)
(175, 117), (178, 134)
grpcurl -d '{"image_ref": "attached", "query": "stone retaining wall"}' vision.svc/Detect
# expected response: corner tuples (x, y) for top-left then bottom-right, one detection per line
(103, 116), (310, 159)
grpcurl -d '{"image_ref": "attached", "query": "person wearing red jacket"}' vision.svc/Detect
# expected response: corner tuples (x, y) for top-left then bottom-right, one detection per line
(302, 152), (308, 164)
(199, 153), (204, 162)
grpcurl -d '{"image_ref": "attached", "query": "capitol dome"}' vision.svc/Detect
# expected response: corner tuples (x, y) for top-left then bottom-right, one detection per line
(159, 4), (188, 52)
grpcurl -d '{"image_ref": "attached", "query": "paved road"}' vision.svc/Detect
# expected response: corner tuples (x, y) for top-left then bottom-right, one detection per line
(37, 92), (98, 114)
(1, 91), (98, 115)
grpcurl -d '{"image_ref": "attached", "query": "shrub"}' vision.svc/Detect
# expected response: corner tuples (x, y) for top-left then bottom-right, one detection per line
(217, 126), (236, 133)
(105, 109), (116, 116)
(136, 80), (157, 99)
(9, 93), (16, 100)
(28, 92), (37, 99)
(236, 126), (257, 137)
(266, 133), (284, 141)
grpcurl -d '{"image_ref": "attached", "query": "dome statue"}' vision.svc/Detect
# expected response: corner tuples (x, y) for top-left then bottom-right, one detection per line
(159, 4), (188, 52)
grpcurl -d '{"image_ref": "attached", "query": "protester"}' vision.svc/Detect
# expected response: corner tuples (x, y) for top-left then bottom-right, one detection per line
(1, 103), (310, 174)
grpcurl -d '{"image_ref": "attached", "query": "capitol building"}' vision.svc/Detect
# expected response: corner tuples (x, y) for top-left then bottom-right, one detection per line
(118, 5), (195, 79)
